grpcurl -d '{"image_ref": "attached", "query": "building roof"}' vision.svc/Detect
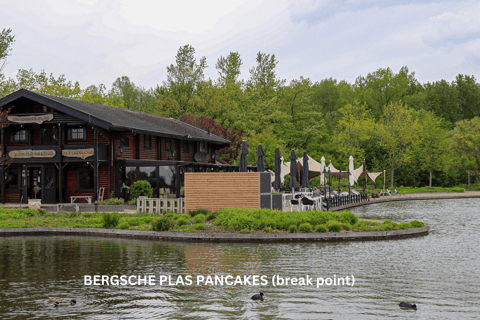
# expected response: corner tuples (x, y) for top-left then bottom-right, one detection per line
(0, 89), (231, 146)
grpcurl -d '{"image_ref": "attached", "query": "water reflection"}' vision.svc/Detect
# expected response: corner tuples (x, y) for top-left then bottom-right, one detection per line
(0, 199), (480, 319)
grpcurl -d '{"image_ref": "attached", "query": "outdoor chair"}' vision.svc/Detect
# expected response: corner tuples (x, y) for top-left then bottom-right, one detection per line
(290, 199), (300, 212)
(301, 197), (315, 211)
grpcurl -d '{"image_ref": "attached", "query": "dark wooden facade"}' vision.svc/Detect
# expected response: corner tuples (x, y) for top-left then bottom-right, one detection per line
(0, 89), (235, 204)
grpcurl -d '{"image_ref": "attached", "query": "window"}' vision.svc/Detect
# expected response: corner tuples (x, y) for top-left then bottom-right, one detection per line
(144, 135), (151, 149)
(183, 140), (190, 153)
(199, 141), (208, 152)
(165, 138), (172, 151)
(10, 128), (29, 143)
(121, 137), (129, 148)
(5, 169), (20, 190)
(40, 125), (57, 145)
(68, 127), (86, 141)
(76, 167), (94, 191)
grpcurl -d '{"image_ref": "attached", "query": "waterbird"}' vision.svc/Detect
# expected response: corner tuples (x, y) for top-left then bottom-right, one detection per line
(399, 302), (417, 308)
(251, 293), (264, 300)
(54, 299), (76, 307)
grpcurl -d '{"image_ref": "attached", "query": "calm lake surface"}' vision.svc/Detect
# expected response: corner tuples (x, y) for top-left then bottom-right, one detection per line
(1, 198), (479, 319)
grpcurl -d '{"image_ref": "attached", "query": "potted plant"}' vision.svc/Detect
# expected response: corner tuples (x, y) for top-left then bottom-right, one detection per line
(28, 186), (42, 209)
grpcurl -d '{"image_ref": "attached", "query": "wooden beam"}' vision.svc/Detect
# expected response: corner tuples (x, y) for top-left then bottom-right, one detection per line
(94, 126), (98, 212)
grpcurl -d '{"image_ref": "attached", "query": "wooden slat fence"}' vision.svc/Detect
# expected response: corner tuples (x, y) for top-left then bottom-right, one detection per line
(185, 173), (260, 213)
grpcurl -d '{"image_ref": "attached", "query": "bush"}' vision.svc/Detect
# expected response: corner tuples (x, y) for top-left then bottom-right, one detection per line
(410, 220), (425, 228)
(193, 223), (205, 230)
(127, 199), (137, 205)
(288, 225), (297, 233)
(194, 214), (205, 223)
(315, 225), (328, 232)
(264, 226), (272, 233)
(130, 180), (153, 199)
(164, 212), (175, 218)
(152, 217), (174, 231)
(102, 212), (120, 228)
(118, 222), (130, 229)
(327, 220), (341, 232)
(100, 198), (124, 205)
(398, 222), (413, 229)
(298, 223), (313, 233)
(342, 222), (352, 231)
(240, 228), (252, 234)
(177, 217), (189, 226)
(206, 211), (218, 221)
(188, 208), (209, 217)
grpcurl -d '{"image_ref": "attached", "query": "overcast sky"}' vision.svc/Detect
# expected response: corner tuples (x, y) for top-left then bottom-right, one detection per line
(1, 0), (479, 89)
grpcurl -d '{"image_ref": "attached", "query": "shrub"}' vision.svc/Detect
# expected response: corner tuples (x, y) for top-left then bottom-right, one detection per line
(100, 198), (124, 205)
(342, 222), (352, 231)
(152, 217), (174, 231)
(327, 220), (341, 232)
(118, 222), (130, 229)
(398, 222), (413, 229)
(102, 212), (120, 228)
(164, 212), (175, 218)
(206, 211), (218, 221)
(288, 225), (297, 233)
(83, 212), (93, 218)
(194, 214), (205, 223)
(130, 180), (153, 199)
(240, 228), (253, 234)
(127, 199), (137, 205)
(189, 208), (209, 217)
(298, 223), (313, 233)
(410, 220), (425, 228)
(264, 226), (272, 233)
(193, 223), (205, 230)
(177, 217), (188, 226)
(315, 225), (328, 232)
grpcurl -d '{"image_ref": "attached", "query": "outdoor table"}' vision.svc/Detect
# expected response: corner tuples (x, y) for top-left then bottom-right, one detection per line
(70, 196), (92, 204)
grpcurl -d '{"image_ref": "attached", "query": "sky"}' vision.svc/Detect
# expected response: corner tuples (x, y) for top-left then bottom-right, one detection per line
(1, 0), (479, 90)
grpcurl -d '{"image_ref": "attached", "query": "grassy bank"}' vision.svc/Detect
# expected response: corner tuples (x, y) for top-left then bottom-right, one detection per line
(396, 186), (465, 193)
(0, 207), (425, 234)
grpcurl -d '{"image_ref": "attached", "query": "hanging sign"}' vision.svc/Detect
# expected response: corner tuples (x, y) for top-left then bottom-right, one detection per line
(8, 114), (54, 124)
(8, 149), (56, 158)
(62, 148), (94, 159)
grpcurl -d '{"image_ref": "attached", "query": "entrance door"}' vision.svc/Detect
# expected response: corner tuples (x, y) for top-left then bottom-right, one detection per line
(43, 165), (56, 204)
(21, 165), (56, 204)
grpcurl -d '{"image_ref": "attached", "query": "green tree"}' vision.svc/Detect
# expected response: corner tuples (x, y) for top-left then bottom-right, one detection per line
(334, 102), (375, 162)
(377, 102), (420, 187)
(0, 28), (15, 74)
(246, 126), (287, 169)
(163, 44), (207, 116)
(424, 79), (459, 126)
(450, 117), (480, 178)
(215, 51), (242, 86)
(246, 51), (284, 96)
(414, 110), (449, 187)
(454, 74), (480, 120)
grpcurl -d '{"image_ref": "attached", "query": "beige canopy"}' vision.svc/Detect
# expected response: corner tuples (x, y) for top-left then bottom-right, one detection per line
(284, 154), (324, 179)
(352, 164), (383, 183)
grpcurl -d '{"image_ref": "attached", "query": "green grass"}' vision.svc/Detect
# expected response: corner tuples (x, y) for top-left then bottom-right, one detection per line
(396, 186), (464, 193)
(0, 207), (426, 234)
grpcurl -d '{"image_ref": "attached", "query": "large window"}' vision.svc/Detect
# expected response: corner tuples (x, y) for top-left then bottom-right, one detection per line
(144, 135), (151, 149)
(5, 169), (20, 190)
(121, 137), (130, 148)
(68, 127), (87, 142)
(183, 140), (190, 153)
(40, 125), (57, 145)
(76, 167), (94, 191)
(10, 127), (29, 144)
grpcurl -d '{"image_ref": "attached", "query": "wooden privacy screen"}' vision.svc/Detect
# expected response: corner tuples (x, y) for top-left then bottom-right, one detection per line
(184, 172), (260, 212)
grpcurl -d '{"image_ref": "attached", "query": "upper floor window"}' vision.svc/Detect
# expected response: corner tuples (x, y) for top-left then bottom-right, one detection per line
(165, 138), (172, 151)
(68, 127), (87, 142)
(40, 125), (57, 145)
(10, 127), (29, 144)
(183, 140), (190, 153)
(121, 137), (129, 148)
(144, 135), (151, 149)
(199, 141), (208, 153)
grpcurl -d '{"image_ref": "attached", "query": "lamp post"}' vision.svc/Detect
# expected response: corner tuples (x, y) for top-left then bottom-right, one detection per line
(327, 167), (331, 196)
(322, 166), (327, 196)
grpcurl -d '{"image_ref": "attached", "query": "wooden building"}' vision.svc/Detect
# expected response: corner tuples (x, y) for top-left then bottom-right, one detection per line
(0, 89), (236, 204)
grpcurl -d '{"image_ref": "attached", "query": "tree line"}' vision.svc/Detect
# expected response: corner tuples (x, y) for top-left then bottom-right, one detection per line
(1, 29), (479, 187)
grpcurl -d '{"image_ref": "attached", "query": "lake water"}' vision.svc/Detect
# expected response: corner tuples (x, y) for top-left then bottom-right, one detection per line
(1, 198), (479, 319)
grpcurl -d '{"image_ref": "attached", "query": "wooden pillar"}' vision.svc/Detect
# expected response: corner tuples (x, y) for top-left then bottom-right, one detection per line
(94, 127), (98, 212)
(58, 124), (63, 203)
(110, 133), (114, 198)
(1, 127), (5, 204)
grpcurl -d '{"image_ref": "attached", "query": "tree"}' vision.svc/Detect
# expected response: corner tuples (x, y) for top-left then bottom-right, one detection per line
(247, 52), (284, 96)
(377, 102), (420, 187)
(215, 52), (242, 86)
(450, 117), (480, 178)
(414, 110), (449, 187)
(246, 126), (287, 169)
(424, 80), (459, 126)
(164, 45), (207, 116)
(180, 114), (247, 163)
(334, 102), (375, 162)
(0, 28), (15, 74)
(454, 74), (480, 120)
